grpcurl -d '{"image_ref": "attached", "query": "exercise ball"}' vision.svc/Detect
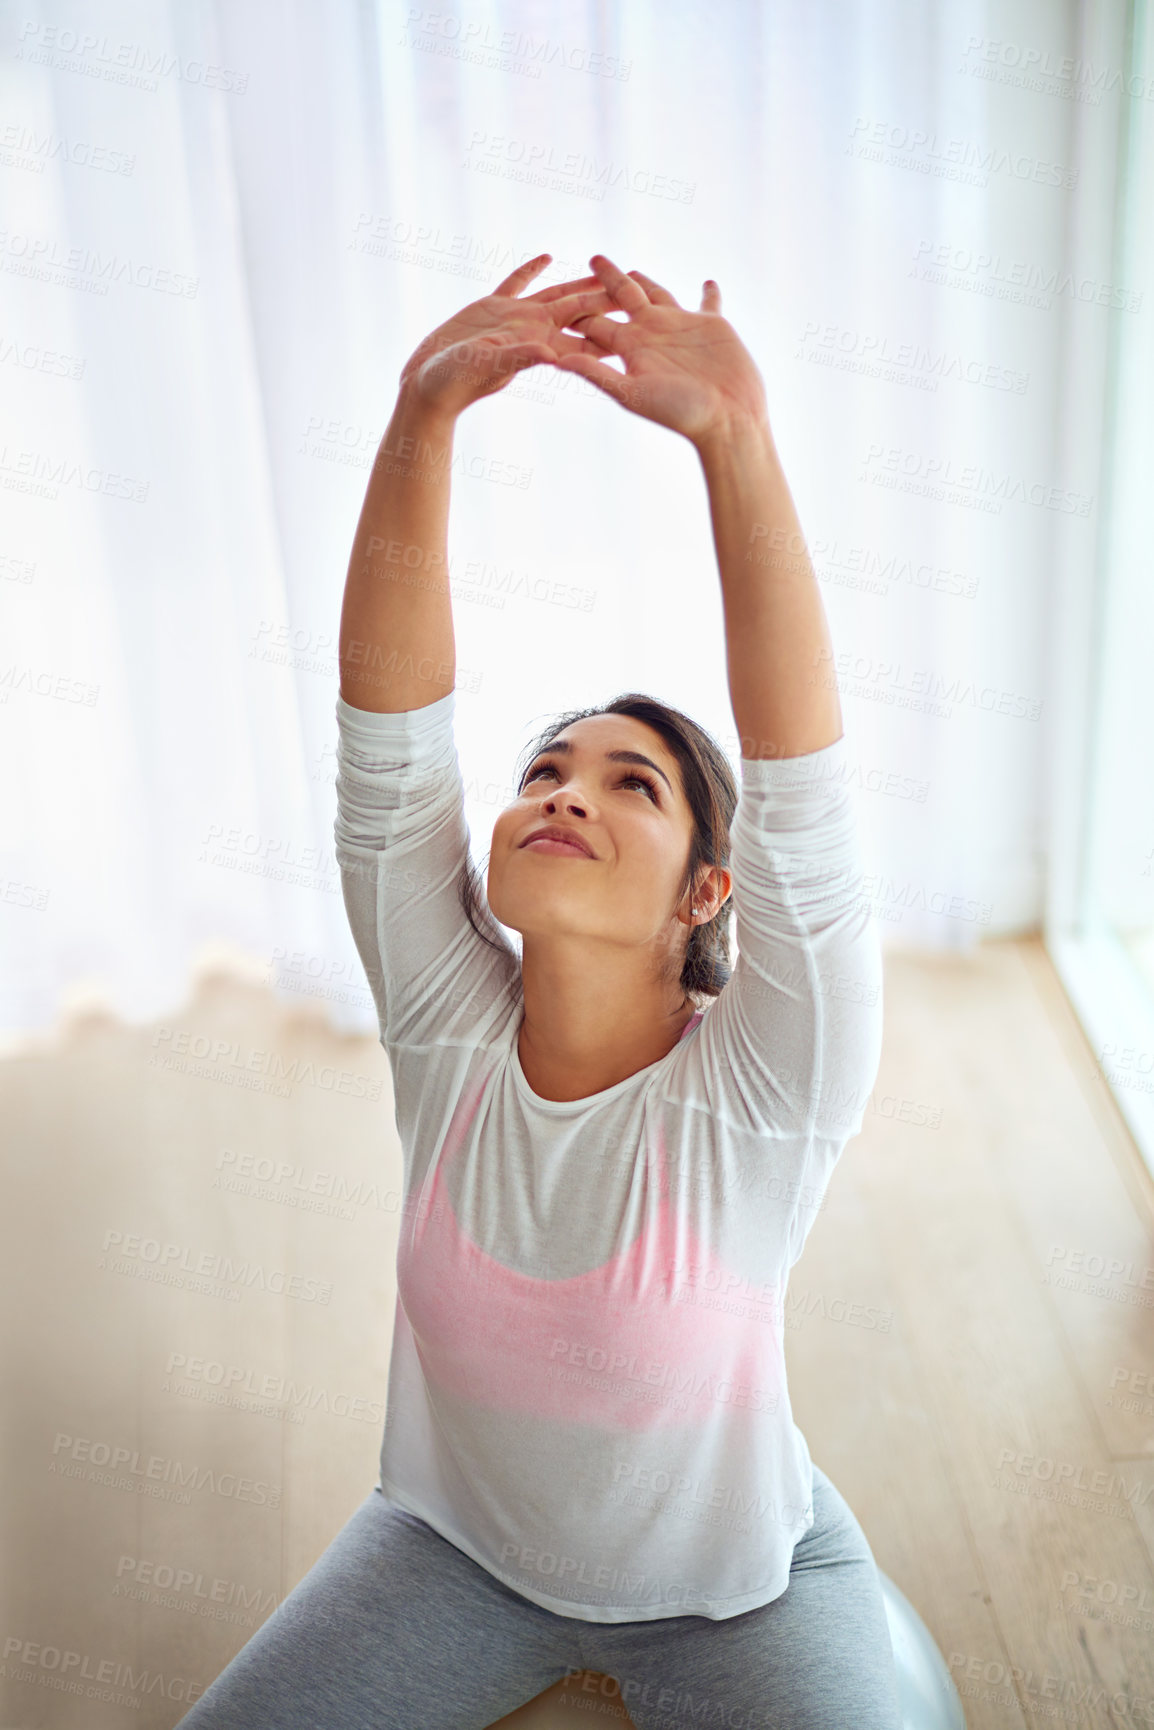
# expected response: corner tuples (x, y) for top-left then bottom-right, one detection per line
(878, 1569), (968, 1729)
(486, 1569), (967, 1729)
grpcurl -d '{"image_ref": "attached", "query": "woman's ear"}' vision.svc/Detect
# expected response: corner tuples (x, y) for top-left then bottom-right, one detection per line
(693, 867), (733, 921)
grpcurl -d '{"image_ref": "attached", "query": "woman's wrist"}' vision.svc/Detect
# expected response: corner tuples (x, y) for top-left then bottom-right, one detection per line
(691, 407), (776, 474)
(393, 374), (459, 439)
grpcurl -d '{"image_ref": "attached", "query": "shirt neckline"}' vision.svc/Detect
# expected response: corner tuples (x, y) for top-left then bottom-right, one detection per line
(508, 1008), (704, 1114)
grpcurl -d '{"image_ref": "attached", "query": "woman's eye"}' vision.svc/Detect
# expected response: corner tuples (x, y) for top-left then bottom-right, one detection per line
(523, 764), (657, 802)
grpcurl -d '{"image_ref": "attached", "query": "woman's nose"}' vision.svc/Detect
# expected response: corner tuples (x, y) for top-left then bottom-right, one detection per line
(544, 788), (588, 815)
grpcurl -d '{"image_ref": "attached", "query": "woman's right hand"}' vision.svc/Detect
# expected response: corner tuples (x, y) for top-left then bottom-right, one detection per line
(398, 254), (614, 418)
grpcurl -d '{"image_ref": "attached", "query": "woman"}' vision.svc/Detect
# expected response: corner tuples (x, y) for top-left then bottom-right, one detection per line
(177, 253), (901, 1728)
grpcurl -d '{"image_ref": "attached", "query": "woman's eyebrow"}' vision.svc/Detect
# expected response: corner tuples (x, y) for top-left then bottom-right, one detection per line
(527, 739), (673, 795)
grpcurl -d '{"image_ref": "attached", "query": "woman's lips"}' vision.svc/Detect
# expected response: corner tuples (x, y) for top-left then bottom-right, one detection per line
(521, 836), (594, 858)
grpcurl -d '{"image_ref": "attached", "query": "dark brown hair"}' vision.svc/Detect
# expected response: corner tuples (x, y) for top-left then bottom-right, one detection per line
(457, 692), (739, 1005)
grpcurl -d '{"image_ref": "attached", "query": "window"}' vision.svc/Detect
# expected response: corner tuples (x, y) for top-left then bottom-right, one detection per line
(1046, 0), (1154, 1175)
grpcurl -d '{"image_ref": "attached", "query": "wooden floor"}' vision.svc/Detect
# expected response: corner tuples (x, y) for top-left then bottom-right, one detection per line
(3, 935), (1153, 1729)
(785, 936), (1154, 1730)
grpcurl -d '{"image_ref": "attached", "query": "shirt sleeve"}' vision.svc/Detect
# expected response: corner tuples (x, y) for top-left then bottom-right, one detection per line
(332, 689), (519, 1051)
(693, 733), (883, 1148)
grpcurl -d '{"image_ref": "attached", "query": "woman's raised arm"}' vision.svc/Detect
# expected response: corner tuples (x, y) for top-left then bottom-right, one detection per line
(337, 256), (614, 714)
(338, 383), (457, 714)
(555, 254), (843, 760)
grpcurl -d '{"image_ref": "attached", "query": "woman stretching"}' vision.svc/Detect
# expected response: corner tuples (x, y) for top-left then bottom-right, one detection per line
(177, 253), (902, 1729)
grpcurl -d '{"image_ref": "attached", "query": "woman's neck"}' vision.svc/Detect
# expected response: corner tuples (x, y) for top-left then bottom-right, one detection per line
(516, 988), (699, 1103)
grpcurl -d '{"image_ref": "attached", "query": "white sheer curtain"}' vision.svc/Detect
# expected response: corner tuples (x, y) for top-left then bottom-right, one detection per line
(1, 0), (1099, 1047)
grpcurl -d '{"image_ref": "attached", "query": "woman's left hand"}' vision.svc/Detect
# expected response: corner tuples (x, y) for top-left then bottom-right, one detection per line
(552, 253), (769, 448)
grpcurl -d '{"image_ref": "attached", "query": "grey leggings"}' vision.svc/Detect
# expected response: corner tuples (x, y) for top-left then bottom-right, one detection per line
(174, 1462), (902, 1729)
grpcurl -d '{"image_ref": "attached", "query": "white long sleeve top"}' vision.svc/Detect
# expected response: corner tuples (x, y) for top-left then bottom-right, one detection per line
(333, 686), (883, 1622)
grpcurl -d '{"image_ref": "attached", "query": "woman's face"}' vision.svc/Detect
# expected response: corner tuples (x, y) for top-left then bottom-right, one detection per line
(487, 714), (699, 965)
